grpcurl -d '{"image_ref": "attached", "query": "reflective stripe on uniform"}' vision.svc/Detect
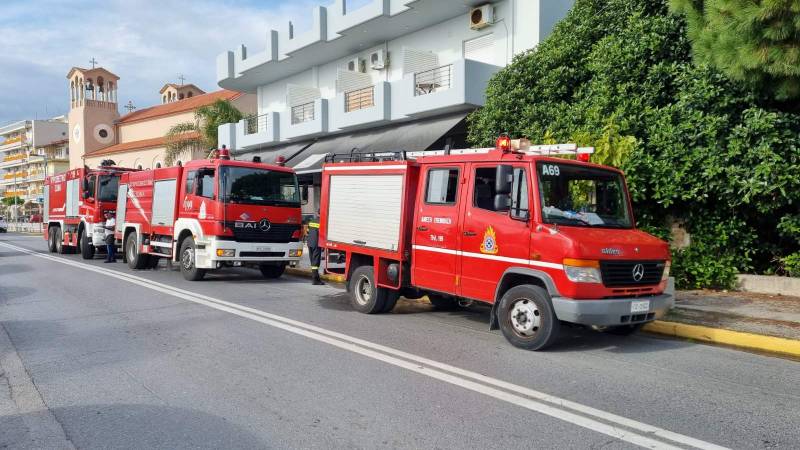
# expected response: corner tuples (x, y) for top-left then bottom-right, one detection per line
(310, 266), (319, 270)
(309, 222), (320, 228)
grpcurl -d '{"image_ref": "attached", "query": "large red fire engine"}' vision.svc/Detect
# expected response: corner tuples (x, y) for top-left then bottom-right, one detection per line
(43, 164), (138, 258)
(114, 150), (303, 281)
(319, 137), (674, 350)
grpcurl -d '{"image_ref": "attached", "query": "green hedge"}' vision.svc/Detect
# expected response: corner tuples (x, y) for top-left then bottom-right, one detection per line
(467, 0), (800, 288)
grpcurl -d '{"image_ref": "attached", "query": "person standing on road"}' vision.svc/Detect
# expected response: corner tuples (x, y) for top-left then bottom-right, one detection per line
(307, 211), (324, 285)
(103, 211), (116, 263)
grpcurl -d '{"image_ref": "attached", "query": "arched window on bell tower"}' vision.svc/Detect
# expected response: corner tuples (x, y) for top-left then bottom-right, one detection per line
(97, 76), (105, 101)
(85, 78), (94, 100)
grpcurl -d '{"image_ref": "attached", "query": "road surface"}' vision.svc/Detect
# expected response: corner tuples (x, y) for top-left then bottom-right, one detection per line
(1, 233), (798, 449)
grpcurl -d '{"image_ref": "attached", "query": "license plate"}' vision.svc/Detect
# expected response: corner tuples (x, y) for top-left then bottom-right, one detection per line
(631, 300), (650, 314)
(255, 247), (272, 252)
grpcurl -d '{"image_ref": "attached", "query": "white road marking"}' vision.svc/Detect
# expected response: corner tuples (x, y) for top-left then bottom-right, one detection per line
(0, 241), (727, 450)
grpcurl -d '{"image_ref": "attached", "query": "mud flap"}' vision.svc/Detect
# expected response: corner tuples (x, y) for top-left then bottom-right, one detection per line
(489, 302), (500, 331)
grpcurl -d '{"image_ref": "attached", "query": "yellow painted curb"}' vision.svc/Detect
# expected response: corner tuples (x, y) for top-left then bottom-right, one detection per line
(643, 321), (800, 358)
(285, 267), (346, 283)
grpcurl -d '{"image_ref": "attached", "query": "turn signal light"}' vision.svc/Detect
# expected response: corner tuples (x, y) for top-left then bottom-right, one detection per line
(289, 249), (303, 257)
(563, 258), (600, 268)
(216, 249), (235, 257)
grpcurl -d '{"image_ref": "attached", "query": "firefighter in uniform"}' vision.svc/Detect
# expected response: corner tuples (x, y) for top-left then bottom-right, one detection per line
(307, 212), (324, 285)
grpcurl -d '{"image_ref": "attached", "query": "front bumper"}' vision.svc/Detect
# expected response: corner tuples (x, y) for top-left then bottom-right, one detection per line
(551, 293), (674, 327)
(194, 238), (303, 269)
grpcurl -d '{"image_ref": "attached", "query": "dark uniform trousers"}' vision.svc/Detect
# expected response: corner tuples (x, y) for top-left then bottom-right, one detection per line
(308, 217), (323, 284)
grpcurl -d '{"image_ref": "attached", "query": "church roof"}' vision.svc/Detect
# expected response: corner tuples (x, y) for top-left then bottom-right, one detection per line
(118, 89), (242, 124)
(85, 131), (202, 157)
(66, 66), (120, 81)
(159, 83), (205, 94)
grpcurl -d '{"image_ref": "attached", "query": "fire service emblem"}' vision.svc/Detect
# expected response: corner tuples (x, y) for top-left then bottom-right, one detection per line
(480, 226), (499, 255)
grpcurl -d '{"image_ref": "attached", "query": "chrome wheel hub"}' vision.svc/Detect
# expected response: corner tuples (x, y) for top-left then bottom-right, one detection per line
(354, 276), (372, 306)
(510, 298), (540, 337)
(181, 248), (194, 270)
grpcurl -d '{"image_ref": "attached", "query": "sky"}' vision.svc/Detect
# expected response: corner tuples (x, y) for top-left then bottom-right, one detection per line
(0, 0), (337, 125)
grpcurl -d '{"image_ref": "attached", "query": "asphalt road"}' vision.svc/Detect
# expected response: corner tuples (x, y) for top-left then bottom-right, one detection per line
(1, 233), (798, 449)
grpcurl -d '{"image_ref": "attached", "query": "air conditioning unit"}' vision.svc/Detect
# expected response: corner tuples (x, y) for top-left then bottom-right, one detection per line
(347, 57), (366, 73)
(469, 4), (494, 30)
(369, 49), (387, 70)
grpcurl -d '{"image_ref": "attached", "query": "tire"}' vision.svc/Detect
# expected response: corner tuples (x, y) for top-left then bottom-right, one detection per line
(55, 228), (66, 254)
(79, 228), (95, 260)
(348, 265), (397, 314)
(147, 255), (160, 269)
(428, 294), (459, 310)
(259, 262), (286, 279)
(47, 227), (57, 253)
(604, 323), (644, 336)
(179, 237), (206, 281)
(380, 291), (400, 313)
(126, 234), (149, 270)
(497, 285), (560, 351)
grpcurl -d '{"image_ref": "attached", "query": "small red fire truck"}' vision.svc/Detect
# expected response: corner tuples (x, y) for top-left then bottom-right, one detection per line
(114, 150), (303, 281)
(43, 163), (138, 258)
(319, 137), (673, 350)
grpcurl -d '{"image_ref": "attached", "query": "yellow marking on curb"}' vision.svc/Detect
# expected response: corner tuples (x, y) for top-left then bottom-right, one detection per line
(643, 321), (800, 358)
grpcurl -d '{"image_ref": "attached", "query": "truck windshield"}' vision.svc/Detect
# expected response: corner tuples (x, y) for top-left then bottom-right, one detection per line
(220, 166), (300, 207)
(537, 162), (632, 228)
(98, 175), (119, 202)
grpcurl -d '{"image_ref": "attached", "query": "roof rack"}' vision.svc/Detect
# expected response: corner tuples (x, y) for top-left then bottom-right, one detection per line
(323, 142), (595, 163)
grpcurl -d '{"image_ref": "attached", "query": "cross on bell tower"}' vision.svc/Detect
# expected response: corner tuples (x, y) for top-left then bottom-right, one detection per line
(177, 74), (186, 85)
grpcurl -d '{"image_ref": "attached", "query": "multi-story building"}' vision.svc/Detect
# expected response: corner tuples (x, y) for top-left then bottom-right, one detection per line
(0, 118), (69, 212)
(216, 0), (574, 211)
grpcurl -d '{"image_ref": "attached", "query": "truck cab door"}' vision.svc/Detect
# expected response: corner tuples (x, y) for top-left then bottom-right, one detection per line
(459, 163), (532, 302)
(180, 168), (216, 222)
(411, 164), (465, 296)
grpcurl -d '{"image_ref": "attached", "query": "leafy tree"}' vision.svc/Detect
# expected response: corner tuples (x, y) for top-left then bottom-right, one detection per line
(1, 196), (23, 206)
(164, 99), (244, 165)
(468, 0), (800, 288)
(669, 0), (800, 101)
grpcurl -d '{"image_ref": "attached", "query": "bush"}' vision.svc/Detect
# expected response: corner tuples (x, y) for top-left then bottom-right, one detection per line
(467, 0), (800, 289)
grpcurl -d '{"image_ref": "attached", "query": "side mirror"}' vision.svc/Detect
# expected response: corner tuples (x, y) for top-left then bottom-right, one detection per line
(495, 165), (513, 195)
(493, 194), (510, 211)
(82, 191), (93, 201)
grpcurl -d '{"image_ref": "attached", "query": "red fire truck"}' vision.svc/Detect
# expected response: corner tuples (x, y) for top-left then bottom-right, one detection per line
(43, 164), (138, 258)
(319, 137), (673, 350)
(114, 150), (303, 281)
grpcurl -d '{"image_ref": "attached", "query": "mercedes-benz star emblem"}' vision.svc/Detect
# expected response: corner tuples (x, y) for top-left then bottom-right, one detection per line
(632, 263), (645, 282)
(259, 218), (271, 232)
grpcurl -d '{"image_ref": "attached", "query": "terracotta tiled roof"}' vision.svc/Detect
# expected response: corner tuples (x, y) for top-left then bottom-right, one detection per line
(118, 90), (241, 124)
(85, 131), (201, 157)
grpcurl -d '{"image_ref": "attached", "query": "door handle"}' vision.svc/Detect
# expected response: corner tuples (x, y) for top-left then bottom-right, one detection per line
(463, 231), (477, 236)
(417, 226), (428, 232)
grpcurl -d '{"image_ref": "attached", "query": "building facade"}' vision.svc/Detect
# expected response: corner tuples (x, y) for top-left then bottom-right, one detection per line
(216, 0), (574, 211)
(66, 66), (256, 170)
(0, 118), (69, 211)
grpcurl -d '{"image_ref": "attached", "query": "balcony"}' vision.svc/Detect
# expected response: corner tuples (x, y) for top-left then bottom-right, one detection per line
(235, 112), (280, 149)
(331, 82), (391, 131)
(392, 59), (501, 119)
(0, 136), (25, 151)
(282, 98), (329, 140)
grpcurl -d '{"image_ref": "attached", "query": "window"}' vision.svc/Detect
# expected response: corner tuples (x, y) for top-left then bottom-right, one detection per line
(220, 167), (300, 206)
(84, 175), (97, 199)
(98, 175), (119, 202)
(425, 168), (459, 204)
(185, 170), (196, 195)
(198, 169), (215, 198)
(155, 162), (162, 169)
(473, 167), (498, 211)
(98, 129), (108, 138)
(136, 165), (143, 170)
(510, 168), (529, 219)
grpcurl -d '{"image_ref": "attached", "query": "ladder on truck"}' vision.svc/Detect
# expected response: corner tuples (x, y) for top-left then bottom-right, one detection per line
(324, 142), (594, 164)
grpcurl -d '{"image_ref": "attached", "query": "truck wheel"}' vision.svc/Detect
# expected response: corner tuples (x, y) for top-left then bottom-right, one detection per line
(604, 324), (644, 336)
(498, 285), (560, 351)
(147, 255), (160, 269)
(259, 263), (286, 279)
(428, 294), (459, 310)
(126, 234), (149, 270)
(47, 227), (58, 253)
(79, 229), (95, 260)
(349, 265), (398, 314)
(179, 237), (206, 281)
(55, 228), (66, 254)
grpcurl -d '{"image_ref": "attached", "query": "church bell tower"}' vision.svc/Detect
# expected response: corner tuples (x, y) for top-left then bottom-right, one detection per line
(67, 65), (120, 168)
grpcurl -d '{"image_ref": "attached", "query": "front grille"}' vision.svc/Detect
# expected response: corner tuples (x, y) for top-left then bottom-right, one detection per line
(240, 251), (285, 258)
(600, 260), (665, 287)
(224, 222), (300, 243)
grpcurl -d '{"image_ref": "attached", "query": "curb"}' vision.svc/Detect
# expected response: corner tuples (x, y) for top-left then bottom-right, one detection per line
(643, 321), (800, 358)
(285, 267), (346, 283)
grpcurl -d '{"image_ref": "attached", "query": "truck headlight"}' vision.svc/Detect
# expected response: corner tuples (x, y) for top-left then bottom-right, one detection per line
(563, 259), (602, 284)
(289, 249), (303, 257)
(216, 249), (235, 257)
(661, 261), (671, 281)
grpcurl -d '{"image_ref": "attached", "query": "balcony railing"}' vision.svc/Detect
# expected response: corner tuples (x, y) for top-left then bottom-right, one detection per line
(291, 102), (315, 125)
(3, 153), (26, 162)
(244, 114), (269, 135)
(345, 86), (375, 112)
(414, 64), (453, 96)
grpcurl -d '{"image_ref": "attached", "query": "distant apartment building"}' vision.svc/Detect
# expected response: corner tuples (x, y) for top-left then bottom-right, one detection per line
(0, 118), (70, 206)
(66, 66), (256, 170)
(216, 0), (574, 211)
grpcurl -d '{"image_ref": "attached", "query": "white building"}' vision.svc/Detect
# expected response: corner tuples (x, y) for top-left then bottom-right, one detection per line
(217, 0), (573, 210)
(0, 118), (69, 213)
